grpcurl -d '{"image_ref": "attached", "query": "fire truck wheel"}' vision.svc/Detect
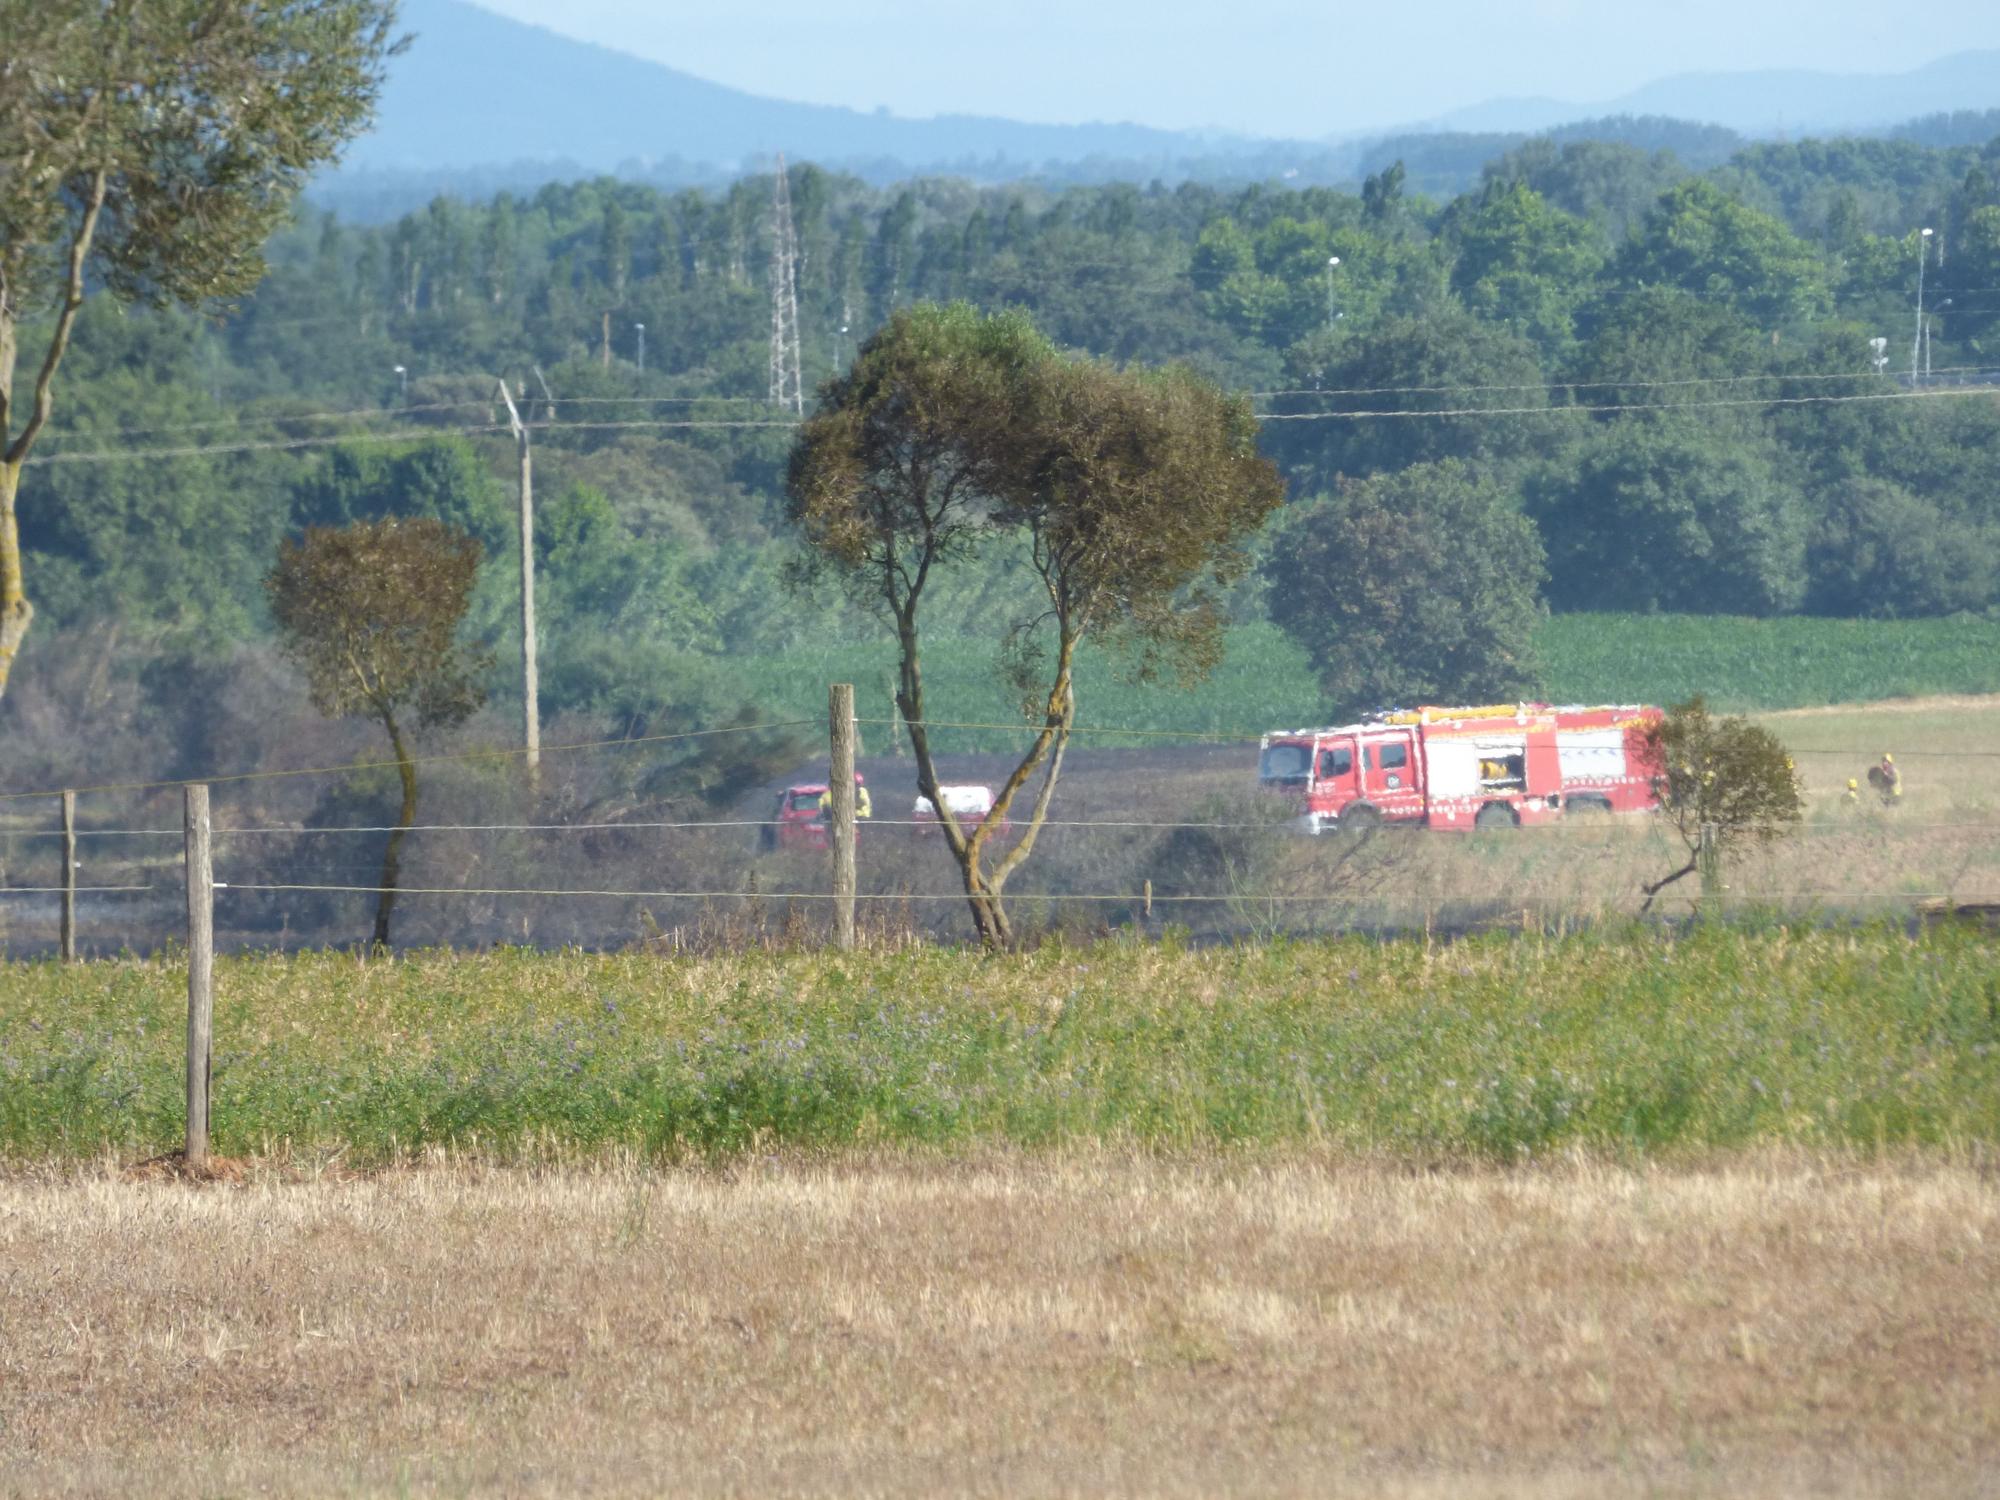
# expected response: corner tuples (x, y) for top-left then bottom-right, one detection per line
(1474, 803), (1518, 830)
(1338, 804), (1380, 832)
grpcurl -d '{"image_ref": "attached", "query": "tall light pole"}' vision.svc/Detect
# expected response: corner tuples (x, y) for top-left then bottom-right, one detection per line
(1928, 298), (1951, 381)
(392, 363), (407, 403)
(497, 381), (539, 789)
(1912, 227), (1933, 385)
(1324, 256), (1342, 331)
(633, 322), (645, 373)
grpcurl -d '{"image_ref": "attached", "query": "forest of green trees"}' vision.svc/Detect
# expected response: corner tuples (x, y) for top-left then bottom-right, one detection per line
(11, 121), (2000, 786)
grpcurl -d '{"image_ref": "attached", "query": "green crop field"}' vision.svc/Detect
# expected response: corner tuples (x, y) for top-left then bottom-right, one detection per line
(729, 615), (2000, 751)
(6, 924), (1997, 1163)
(1539, 612), (2000, 712)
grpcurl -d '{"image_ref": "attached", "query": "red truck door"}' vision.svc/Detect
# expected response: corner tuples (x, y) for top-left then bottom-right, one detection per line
(1311, 736), (1359, 815)
(1361, 730), (1425, 821)
(1525, 724), (1560, 797)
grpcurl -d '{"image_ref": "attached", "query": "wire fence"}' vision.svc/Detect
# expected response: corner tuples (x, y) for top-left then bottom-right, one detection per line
(1, 696), (1994, 960)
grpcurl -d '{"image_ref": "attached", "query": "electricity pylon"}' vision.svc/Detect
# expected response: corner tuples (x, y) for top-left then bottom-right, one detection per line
(768, 155), (804, 414)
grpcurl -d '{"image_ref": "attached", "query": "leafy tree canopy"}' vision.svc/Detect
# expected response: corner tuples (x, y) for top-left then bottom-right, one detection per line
(1528, 416), (1808, 616)
(1613, 179), (1833, 327)
(1263, 460), (1546, 717)
(0, 0), (398, 701)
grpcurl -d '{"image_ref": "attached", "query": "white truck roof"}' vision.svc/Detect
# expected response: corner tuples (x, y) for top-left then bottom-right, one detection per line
(914, 784), (995, 816)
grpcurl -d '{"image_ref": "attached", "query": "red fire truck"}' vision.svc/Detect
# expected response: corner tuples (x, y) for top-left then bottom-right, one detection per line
(1258, 703), (1662, 833)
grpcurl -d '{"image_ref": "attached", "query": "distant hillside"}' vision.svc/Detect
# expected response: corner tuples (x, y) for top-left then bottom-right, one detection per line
(1893, 108), (2000, 147)
(348, 0), (1240, 176)
(1435, 50), (2000, 136)
(312, 4), (1998, 220)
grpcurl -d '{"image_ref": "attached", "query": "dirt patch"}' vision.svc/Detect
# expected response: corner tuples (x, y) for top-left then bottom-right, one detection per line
(1766, 693), (2000, 717)
(120, 1150), (252, 1184)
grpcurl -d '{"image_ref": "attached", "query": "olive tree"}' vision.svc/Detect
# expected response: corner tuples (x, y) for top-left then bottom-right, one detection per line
(788, 303), (1283, 947)
(1637, 696), (1804, 913)
(970, 355), (1285, 945)
(785, 304), (1037, 945)
(266, 518), (489, 949)
(0, 0), (398, 701)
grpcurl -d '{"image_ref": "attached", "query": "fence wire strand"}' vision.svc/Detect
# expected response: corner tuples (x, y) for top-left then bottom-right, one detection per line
(0, 717), (817, 804)
(210, 881), (1980, 904)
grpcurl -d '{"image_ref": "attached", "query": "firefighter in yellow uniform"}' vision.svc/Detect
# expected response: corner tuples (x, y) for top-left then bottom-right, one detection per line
(820, 775), (873, 820)
(1843, 777), (1860, 808)
(1877, 753), (1901, 808)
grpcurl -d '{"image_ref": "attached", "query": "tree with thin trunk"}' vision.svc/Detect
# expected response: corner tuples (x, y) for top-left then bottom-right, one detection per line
(1637, 696), (1804, 913)
(267, 518), (489, 949)
(0, 0), (398, 704)
(788, 303), (1283, 947)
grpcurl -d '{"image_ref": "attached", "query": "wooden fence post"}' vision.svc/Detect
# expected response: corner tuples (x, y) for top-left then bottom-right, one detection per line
(184, 784), (214, 1167)
(1697, 821), (1721, 916)
(828, 683), (857, 951)
(60, 789), (76, 962)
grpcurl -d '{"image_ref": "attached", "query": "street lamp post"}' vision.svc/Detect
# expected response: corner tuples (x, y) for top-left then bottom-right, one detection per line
(633, 322), (645, 373)
(392, 364), (407, 403)
(1928, 298), (1951, 380)
(1324, 256), (1341, 331)
(1912, 227), (1933, 385)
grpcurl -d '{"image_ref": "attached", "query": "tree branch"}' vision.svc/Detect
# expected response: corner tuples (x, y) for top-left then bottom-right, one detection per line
(984, 628), (1078, 890)
(5, 169), (107, 466)
(1639, 859), (1698, 915)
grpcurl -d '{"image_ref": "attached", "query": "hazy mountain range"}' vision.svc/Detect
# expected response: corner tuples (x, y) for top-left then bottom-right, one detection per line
(1432, 50), (2000, 136)
(315, 0), (1999, 218)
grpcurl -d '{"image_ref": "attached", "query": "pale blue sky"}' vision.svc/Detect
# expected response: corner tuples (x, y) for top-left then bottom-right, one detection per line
(468, 0), (2000, 137)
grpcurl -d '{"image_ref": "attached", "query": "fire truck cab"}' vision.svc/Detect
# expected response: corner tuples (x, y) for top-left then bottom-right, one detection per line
(1258, 703), (1661, 834)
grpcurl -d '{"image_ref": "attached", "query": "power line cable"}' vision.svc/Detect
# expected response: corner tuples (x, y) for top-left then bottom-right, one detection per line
(36, 393), (787, 444)
(864, 720), (2000, 756)
(1249, 366), (1992, 399)
(0, 884), (153, 896)
(21, 418), (803, 467)
(1254, 387), (2000, 421)
(25, 384), (1998, 468)
(40, 366), (1985, 450)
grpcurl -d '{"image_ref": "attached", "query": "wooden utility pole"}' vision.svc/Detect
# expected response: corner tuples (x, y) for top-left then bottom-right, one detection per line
(183, 784), (214, 1168)
(828, 683), (857, 950)
(601, 310), (612, 369)
(498, 381), (540, 788)
(59, 790), (76, 961)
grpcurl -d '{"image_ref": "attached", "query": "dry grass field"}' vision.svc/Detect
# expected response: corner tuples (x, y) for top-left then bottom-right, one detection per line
(3, 1153), (1997, 1498)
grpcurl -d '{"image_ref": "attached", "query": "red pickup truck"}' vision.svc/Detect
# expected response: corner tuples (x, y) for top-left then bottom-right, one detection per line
(760, 775), (873, 852)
